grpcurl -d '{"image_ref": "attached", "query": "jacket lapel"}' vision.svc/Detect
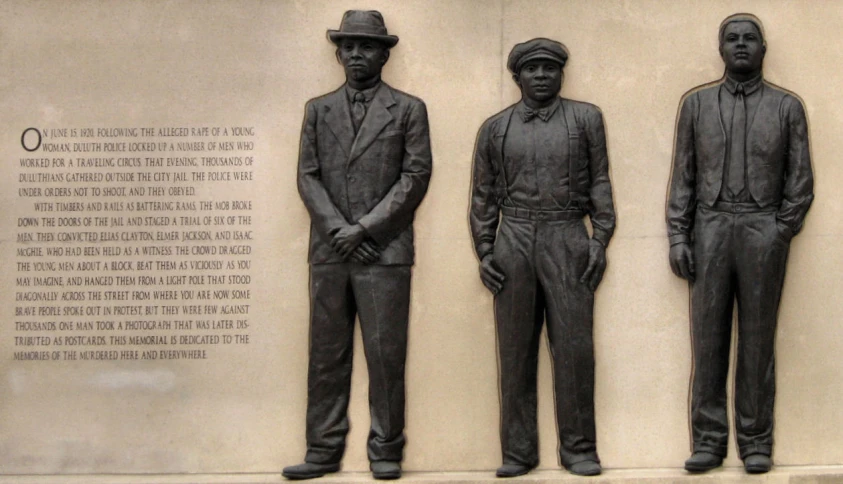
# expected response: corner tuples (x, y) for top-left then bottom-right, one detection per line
(715, 80), (727, 160)
(323, 89), (354, 158)
(348, 84), (396, 163)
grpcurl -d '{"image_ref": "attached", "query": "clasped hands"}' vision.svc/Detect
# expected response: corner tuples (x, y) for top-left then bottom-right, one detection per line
(330, 223), (381, 264)
(480, 239), (607, 295)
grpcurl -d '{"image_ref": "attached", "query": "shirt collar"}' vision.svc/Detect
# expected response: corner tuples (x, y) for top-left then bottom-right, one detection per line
(724, 74), (763, 96)
(345, 81), (381, 104)
(515, 97), (561, 122)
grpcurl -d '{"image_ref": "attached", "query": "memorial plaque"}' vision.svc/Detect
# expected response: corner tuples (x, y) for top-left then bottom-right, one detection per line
(15, 125), (255, 364)
(0, 0), (841, 480)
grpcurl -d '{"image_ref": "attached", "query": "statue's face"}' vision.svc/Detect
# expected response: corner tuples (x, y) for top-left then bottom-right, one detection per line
(516, 60), (563, 104)
(720, 21), (765, 75)
(337, 38), (388, 84)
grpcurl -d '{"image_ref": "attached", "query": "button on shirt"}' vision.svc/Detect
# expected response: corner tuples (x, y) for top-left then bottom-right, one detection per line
(718, 74), (763, 203)
(502, 98), (573, 210)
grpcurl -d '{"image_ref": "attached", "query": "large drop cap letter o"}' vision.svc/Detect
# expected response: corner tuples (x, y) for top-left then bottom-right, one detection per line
(21, 128), (42, 152)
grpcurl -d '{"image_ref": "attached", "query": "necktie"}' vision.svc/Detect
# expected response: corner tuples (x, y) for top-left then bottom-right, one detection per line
(351, 91), (367, 133)
(726, 83), (746, 197)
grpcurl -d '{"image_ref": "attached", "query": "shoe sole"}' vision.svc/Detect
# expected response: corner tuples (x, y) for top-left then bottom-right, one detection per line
(496, 471), (530, 478)
(570, 470), (602, 476)
(373, 472), (401, 480)
(685, 464), (721, 473)
(282, 465), (340, 480)
(496, 466), (533, 478)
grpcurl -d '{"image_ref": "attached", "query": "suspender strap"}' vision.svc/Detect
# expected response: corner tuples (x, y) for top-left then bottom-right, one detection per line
(494, 108), (515, 203)
(562, 99), (582, 196)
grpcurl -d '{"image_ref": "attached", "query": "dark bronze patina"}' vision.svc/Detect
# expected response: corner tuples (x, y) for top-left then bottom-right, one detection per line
(470, 38), (615, 478)
(284, 10), (432, 481)
(667, 13), (813, 475)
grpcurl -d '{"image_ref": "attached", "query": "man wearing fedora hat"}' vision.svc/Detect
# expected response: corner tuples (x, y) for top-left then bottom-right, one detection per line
(284, 10), (432, 481)
(470, 38), (615, 477)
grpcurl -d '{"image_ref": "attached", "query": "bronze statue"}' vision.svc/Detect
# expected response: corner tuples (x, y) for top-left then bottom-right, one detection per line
(284, 10), (432, 481)
(667, 13), (813, 474)
(470, 38), (615, 478)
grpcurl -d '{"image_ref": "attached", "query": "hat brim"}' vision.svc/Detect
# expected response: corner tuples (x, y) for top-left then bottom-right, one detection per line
(327, 31), (399, 47)
(514, 52), (565, 73)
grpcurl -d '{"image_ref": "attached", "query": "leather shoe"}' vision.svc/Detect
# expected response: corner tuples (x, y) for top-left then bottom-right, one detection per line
(568, 460), (602, 476)
(371, 461), (401, 480)
(744, 454), (772, 474)
(495, 463), (533, 478)
(282, 462), (340, 480)
(684, 451), (723, 472)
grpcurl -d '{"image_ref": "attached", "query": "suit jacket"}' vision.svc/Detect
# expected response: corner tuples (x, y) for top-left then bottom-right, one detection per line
(667, 78), (814, 245)
(298, 82), (432, 265)
(470, 97), (616, 260)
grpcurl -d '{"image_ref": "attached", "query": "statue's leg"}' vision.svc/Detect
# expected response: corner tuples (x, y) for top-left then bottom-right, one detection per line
(353, 264), (412, 463)
(733, 211), (789, 459)
(539, 218), (599, 467)
(494, 216), (543, 468)
(305, 263), (357, 465)
(689, 208), (737, 458)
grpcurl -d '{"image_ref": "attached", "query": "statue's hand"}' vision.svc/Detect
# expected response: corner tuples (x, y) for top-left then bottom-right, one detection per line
(330, 224), (366, 259)
(479, 254), (505, 295)
(669, 242), (695, 282)
(579, 239), (607, 291)
(348, 240), (381, 265)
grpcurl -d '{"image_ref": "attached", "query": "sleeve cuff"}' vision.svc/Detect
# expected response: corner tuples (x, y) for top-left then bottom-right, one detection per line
(591, 230), (610, 248)
(357, 218), (388, 246)
(669, 234), (690, 246)
(476, 242), (494, 261)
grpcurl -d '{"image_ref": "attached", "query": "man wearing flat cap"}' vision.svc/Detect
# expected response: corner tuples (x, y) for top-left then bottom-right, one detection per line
(471, 38), (615, 478)
(284, 10), (432, 481)
(667, 13), (813, 474)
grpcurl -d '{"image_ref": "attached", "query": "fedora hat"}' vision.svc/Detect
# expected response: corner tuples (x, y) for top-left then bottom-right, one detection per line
(327, 10), (399, 47)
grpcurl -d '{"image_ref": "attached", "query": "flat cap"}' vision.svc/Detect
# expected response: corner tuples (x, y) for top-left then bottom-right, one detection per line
(507, 38), (569, 74)
(718, 13), (765, 43)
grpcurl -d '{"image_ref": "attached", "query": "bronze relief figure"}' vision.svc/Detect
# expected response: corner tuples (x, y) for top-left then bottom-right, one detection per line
(667, 13), (813, 475)
(471, 38), (615, 478)
(285, 10), (432, 481)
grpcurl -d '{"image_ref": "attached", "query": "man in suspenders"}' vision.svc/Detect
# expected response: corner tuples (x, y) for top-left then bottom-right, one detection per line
(470, 38), (616, 478)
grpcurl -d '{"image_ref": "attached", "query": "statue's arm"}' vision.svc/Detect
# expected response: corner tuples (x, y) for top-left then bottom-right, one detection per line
(356, 99), (433, 247)
(469, 121), (500, 261)
(777, 95), (814, 239)
(470, 121), (505, 294)
(297, 101), (350, 240)
(584, 106), (615, 248)
(667, 94), (698, 246)
(667, 94), (698, 281)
